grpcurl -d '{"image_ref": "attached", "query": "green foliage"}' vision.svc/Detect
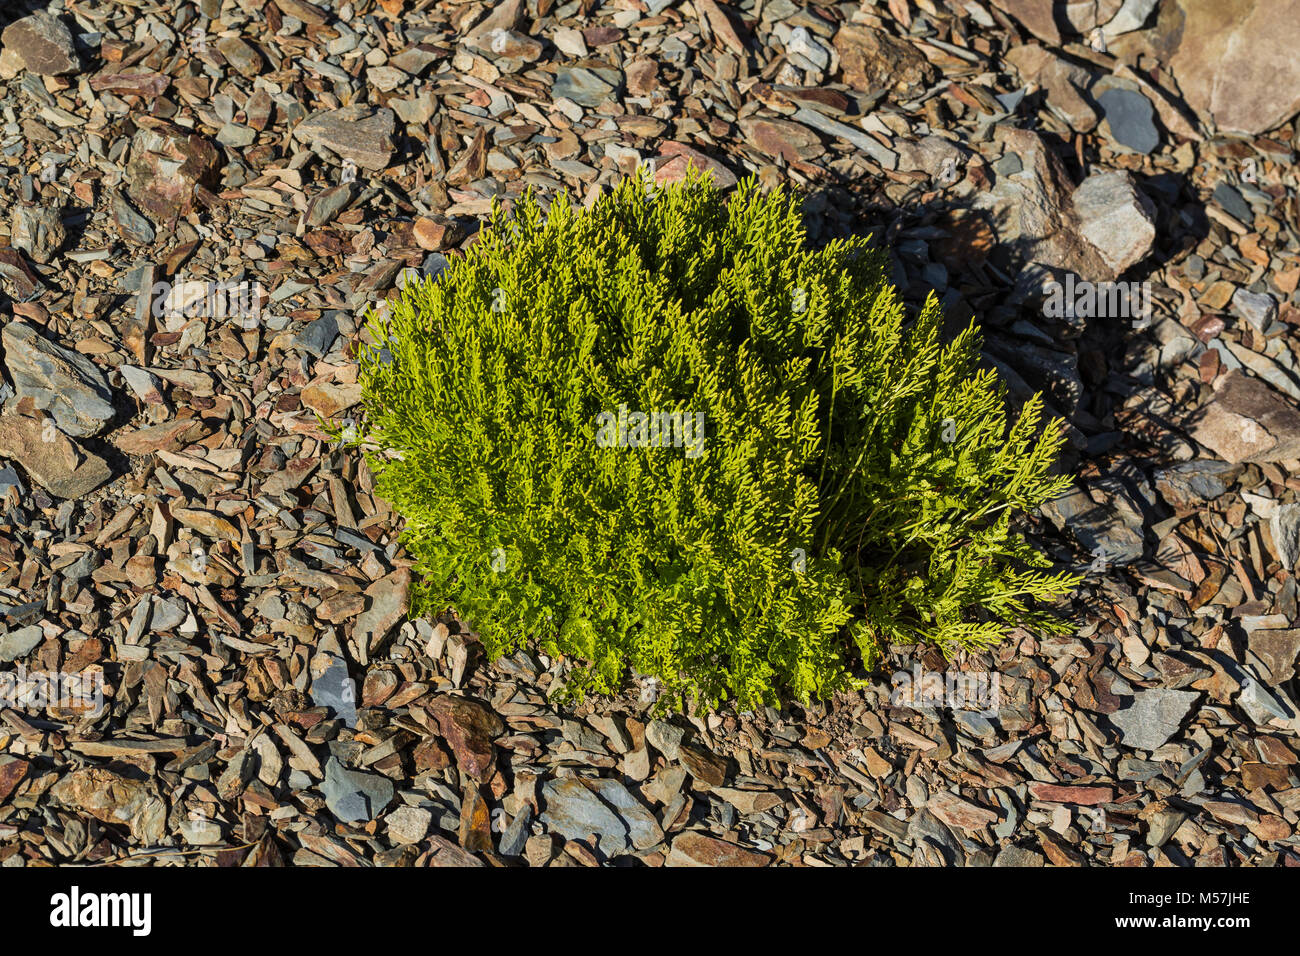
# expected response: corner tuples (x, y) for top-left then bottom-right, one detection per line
(351, 168), (1079, 711)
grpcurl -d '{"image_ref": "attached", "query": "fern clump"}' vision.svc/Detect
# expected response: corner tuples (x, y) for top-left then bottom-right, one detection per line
(353, 169), (1078, 711)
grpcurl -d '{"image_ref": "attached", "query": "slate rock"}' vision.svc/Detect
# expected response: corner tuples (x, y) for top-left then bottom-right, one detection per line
(1072, 170), (1157, 276)
(310, 653), (357, 726)
(2, 322), (115, 437)
(1098, 88), (1160, 154)
(1109, 689), (1199, 751)
(1232, 289), (1277, 331)
(540, 777), (630, 857)
(292, 106), (396, 170)
(125, 122), (221, 224)
(552, 66), (623, 107)
(0, 624), (43, 661)
(0, 12), (80, 76)
(10, 203), (65, 264)
(322, 756), (394, 822)
(0, 412), (112, 499)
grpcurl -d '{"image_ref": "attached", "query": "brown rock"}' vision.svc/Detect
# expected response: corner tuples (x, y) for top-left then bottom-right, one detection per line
(0, 11), (79, 76)
(833, 24), (934, 99)
(459, 785), (493, 852)
(425, 695), (503, 780)
(739, 118), (824, 163)
(0, 412), (112, 499)
(0, 757), (29, 803)
(1188, 370), (1300, 463)
(1027, 782), (1114, 805)
(50, 768), (167, 843)
(666, 831), (772, 867)
(291, 106), (396, 171)
(679, 744), (727, 789)
(927, 791), (999, 830)
(988, 0), (1062, 45)
(1168, 0), (1300, 135)
(125, 121), (220, 224)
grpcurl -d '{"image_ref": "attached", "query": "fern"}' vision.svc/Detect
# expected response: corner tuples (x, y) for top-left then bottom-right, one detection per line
(350, 168), (1079, 711)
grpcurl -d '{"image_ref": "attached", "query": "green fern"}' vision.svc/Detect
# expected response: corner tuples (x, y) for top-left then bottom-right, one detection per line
(349, 168), (1079, 711)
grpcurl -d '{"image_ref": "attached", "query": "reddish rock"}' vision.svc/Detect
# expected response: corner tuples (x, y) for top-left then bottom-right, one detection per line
(666, 831), (772, 867)
(0, 757), (29, 803)
(425, 694), (503, 780)
(1027, 783), (1114, 805)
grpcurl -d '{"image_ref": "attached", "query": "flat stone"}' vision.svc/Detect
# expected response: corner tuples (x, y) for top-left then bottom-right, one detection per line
(0, 756), (29, 803)
(1026, 783), (1113, 805)
(1098, 88), (1160, 154)
(1247, 629), (1300, 685)
(292, 106), (396, 170)
(552, 65), (623, 107)
(11, 203), (65, 264)
(644, 719), (685, 759)
(1232, 289), (1277, 331)
(583, 778), (663, 849)
(3, 322), (115, 437)
(51, 768), (167, 843)
(310, 653), (357, 725)
(987, 0), (1061, 45)
(993, 844), (1045, 866)
(322, 757), (394, 823)
(927, 790), (999, 830)
(666, 831), (772, 866)
(832, 23), (933, 99)
(1168, 0), (1300, 136)
(1110, 689), (1199, 751)
(1271, 503), (1300, 570)
(1188, 370), (1300, 463)
(125, 121), (221, 224)
(0, 12), (79, 76)
(0, 412), (112, 499)
(1072, 170), (1157, 276)
(293, 313), (340, 358)
(1212, 183), (1254, 225)
(303, 182), (359, 229)
(425, 693), (503, 780)
(0, 624), (43, 661)
(540, 777), (630, 857)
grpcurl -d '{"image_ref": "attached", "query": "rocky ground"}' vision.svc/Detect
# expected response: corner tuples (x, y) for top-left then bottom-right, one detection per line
(0, 0), (1298, 868)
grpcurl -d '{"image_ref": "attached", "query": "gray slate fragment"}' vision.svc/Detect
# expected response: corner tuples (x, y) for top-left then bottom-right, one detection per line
(0, 624), (43, 661)
(1212, 183), (1253, 225)
(585, 778), (664, 849)
(1271, 503), (1300, 571)
(294, 313), (340, 358)
(498, 804), (533, 856)
(541, 777), (630, 857)
(552, 66), (622, 107)
(1232, 289), (1277, 330)
(1109, 688), (1199, 751)
(1098, 87), (1160, 154)
(322, 756), (393, 822)
(2, 322), (116, 437)
(291, 106), (396, 170)
(993, 844), (1044, 866)
(11, 203), (65, 264)
(311, 654), (357, 726)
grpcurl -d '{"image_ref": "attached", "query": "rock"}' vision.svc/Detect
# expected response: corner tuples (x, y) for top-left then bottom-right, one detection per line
(1232, 289), (1277, 331)
(498, 804), (533, 856)
(1153, 461), (1238, 510)
(458, 784), (493, 852)
(1110, 689), (1199, 751)
(993, 844), (1045, 866)
(292, 106), (396, 170)
(310, 654), (356, 725)
(989, 0), (1063, 44)
(1168, 0), (1300, 135)
(1189, 370), (1300, 463)
(1097, 87), (1160, 154)
(294, 313), (340, 359)
(552, 66), (623, 107)
(583, 779), (663, 849)
(1071, 170), (1157, 276)
(679, 743), (727, 789)
(739, 118), (824, 163)
(0, 412), (112, 499)
(832, 24), (934, 100)
(10, 203), (65, 264)
(665, 831), (772, 867)
(113, 419), (201, 456)
(0, 248), (42, 299)
(353, 568), (410, 659)
(425, 694), (503, 780)
(0, 12), (79, 76)
(0, 756), (29, 803)
(322, 756), (394, 822)
(301, 382), (362, 418)
(977, 127), (1109, 281)
(1026, 783), (1113, 805)
(2, 322), (115, 437)
(1005, 45), (1098, 131)
(1271, 503), (1300, 570)
(303, 182), (359, 229)
(125, 121), (221, 224)
(1146, 808), (1187, 847)
(172, 508), (240, 542)
(1247, 630), (1300, 685)
(652, 142), (738, 188)
(1212, 183), (1254, 225)
(644, 719), (685, 759)
(540, 777), (631, 857)
(713, 787), (783, 815)
(51, 768), (167, 843)
(0, 624), (43, 661)
(927, 790), (999, 830)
